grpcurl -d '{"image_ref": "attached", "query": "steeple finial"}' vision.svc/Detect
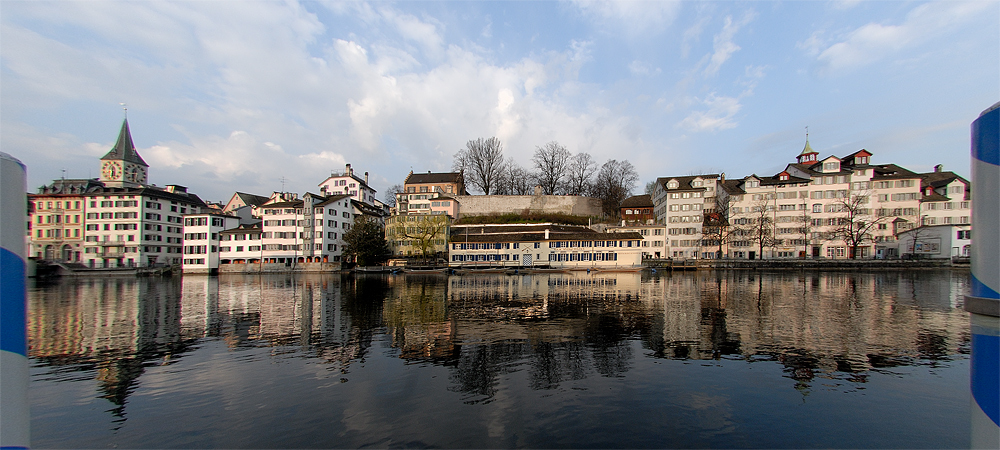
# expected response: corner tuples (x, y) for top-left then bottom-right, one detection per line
(120, 102), (127, 119)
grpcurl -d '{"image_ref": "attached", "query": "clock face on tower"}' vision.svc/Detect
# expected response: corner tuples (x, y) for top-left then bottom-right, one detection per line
(102, 161), (122, 180)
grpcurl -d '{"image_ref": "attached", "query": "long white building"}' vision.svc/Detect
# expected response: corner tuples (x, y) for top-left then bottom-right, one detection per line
(29, 119), (209, 268)
(449, 223), (643, 269)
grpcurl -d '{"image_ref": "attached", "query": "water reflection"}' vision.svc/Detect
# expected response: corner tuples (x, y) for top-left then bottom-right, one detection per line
(29, 270), (969, 420)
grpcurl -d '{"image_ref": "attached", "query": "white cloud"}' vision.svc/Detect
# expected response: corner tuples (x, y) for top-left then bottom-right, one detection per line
(571, 0), (683, 36)
(677, 93), (742, 132)
(703, 12), (755, 77)
(808, 1), (993, 75)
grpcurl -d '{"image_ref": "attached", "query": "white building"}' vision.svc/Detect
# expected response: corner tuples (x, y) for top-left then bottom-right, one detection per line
(258, 193), (354, 265)
(604, 222), (668, 259)
(181, 214), (240, 273)
(650, 174), (719, 259)
(898, 224), (971, 259)
(449, 223), (644, 269)
(318, 163), (378, 206)
(919, 166), (971, 227)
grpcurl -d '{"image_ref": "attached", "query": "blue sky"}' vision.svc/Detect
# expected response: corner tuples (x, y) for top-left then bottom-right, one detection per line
(2, 1), (997, 202)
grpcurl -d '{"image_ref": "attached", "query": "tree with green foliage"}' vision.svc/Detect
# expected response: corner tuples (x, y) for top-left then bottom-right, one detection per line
(342, 216), (391, 266)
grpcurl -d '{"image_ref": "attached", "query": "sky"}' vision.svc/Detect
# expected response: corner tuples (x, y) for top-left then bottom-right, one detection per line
(2, 0), (997, 202)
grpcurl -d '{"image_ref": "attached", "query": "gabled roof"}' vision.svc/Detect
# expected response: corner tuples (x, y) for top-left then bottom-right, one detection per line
(221, 223), (262, 234)
(920, 170), (969, 189)
(34, 178), (105, 195)
(315, 194), (351, 207)
(101, 119), (147, 166)
(261, 200), (304, 209)
(405, 171), (464, 185)
(655, 174), (719, 191)
(871, 164), (920, 180)
(620, 194), (653, 208)
(351, 199), (388, 217)
(718, 179), (745, 195)
(759, 173), (811, 186)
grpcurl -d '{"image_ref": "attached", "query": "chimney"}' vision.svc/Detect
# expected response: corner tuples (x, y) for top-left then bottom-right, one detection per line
(346, 163), (352, 176)
(544, 229), (549, 240)
(365, 172), (369, 185)
(934, 164), (943, 172)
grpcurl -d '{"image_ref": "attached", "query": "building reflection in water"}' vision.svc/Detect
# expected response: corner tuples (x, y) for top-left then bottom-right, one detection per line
(29, 277), (184, 418)
(29, 270), (969, 413)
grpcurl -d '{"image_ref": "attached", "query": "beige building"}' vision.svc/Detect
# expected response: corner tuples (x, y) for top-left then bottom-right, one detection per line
(29, 119), (208, 267)
(650, 139), (959, 260)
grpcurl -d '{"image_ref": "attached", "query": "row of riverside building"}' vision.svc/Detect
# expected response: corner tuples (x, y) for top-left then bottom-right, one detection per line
(27, 120), (971, 273)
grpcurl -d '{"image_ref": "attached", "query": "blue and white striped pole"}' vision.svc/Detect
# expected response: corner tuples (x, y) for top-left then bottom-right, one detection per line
(0, 152), (29, 449)
(967, 102), (1000, 449)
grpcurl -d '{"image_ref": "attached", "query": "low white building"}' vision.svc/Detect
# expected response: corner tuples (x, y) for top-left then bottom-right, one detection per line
(604, 223), (668, 259)
(897, 224), (971, 259)
(182, 214), (240, 273)
(218, 224), (264, 267)
(449, 223), (643, 269)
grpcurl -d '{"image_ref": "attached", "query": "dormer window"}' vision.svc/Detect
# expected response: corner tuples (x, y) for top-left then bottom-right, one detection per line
(823, 162), (840, 172)
(692, 180), (702, 187)
(857, 156), (869, 164)
(779, 173), (789, 181)
(745, 180), (759, 188)
(667, 180), (678, 189)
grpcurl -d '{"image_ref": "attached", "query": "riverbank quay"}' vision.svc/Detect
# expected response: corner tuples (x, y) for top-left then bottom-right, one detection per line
(645, 257), (965, 271)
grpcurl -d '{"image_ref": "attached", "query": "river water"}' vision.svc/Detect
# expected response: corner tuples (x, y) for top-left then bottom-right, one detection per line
(28, 270), (971, 448)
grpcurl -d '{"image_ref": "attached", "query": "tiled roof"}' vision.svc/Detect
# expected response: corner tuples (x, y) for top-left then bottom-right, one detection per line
(406, 171), (463, 184)
(719, 179), (745, 195)
(655, 174), (720, 191)
(457, 231), (643, 243)
(871, 164), (920, 180)
(620, 194), (653, 208)
(262, 200), (304, 208)
(315, 194), (351, 207)
(235, 192), (269, 207)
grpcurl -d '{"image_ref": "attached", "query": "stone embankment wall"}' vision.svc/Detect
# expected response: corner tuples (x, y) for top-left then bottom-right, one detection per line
(216, 262), (342, 274)
(455, 195), (601, 217)
(644, 258), (962, 270)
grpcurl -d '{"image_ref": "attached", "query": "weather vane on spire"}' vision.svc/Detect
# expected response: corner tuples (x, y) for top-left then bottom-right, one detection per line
(120, 103), (128, 119)
(805, 126), (809, 141)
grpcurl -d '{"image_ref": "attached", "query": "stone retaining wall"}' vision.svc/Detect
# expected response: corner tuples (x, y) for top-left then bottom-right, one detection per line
(455, 194), (601, 217)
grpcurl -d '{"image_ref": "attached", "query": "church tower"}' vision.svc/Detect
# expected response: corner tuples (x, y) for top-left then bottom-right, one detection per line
(100, 119), (148, 188)
(796, 128), (818, 165)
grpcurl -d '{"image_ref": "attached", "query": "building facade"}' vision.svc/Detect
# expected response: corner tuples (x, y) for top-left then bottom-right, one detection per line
(29, 119), (208, 267)
(318, 163), (378, 205)
(448, 223), (643, 268)
(181, 214), (240, 273)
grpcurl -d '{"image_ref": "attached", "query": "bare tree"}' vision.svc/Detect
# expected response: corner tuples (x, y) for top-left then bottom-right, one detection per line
(494, 158), (534, 195)
(531, 141), (571, 195)
(453, 137), (505, 195)
(701, 195), (733, 259)
(388, 214), (450, 260)
(564, 152), (597, 196)
(591, 159), (639, 219)
(740, 197), (775, 259)
(383, 184), (403, 208)
(645, 181), (658, 196)
(797, 205), (813, 258)
(830, 191), (888, 259)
